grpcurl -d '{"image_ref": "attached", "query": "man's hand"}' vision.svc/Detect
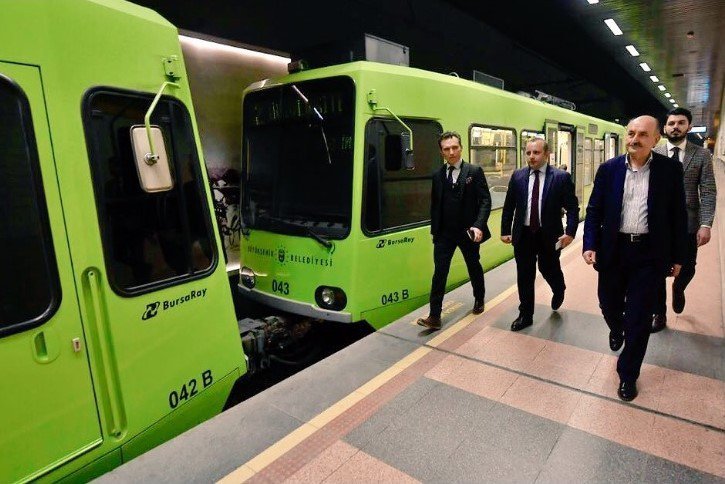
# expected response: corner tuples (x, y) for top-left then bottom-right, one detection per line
(470, 227), (483, 243)
(500, 235), (512, 244)
(697, 226), (711, 247)
(582, 250), (596, 265)
(670, 264), (682, 278)
(558, 234), (574, 249)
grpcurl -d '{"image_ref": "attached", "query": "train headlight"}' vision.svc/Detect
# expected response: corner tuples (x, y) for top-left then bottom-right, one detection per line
(240, 266), (256, 289)
(315, 286), (347, 311)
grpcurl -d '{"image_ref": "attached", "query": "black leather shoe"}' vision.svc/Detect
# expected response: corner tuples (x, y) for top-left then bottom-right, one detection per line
(472, 298), (485, 315)
(510, 315), (533, 332)
(651, 314), (667, 333)
(417, 315), (441, 330)
(609, 331), (624, 351)
(551, 291), (564, 311)
(617, 380), (638, 401)
(672, 286), (685, 314)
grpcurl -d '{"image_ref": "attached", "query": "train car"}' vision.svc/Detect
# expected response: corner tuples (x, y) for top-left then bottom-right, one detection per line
(0, 1), (246, 482)
(238, 61), (625, 330)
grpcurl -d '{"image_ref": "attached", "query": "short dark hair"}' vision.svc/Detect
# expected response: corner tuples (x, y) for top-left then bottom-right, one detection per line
(525, 137), (549, 153)
(666, 107), (692, 124)
(438, 131), (462, 149)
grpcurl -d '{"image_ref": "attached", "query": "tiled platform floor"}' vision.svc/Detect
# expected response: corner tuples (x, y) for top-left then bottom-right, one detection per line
(100, 160), (725, 483)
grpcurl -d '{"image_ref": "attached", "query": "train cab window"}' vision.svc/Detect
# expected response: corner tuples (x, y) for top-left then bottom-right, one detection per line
(469, 125), (516, 209)
(0, 76), (60, 336)
(83, 89), (217, 296)
(363, 118), (442, 233)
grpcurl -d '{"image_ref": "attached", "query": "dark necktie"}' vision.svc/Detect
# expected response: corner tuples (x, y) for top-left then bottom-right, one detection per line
(671, 146), (680, 161)
(447, 165), (454, 185)
(530, 170), (541, 232)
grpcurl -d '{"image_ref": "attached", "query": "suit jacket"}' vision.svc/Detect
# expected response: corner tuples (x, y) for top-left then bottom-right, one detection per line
(501, 164), (579, 245)
(430, 161), (492, 241)
(653, 142), (716, 233)
(583, 152), (688, 273)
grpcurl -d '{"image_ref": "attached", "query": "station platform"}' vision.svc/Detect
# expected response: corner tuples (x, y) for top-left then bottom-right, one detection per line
(100, 162), (725, 483)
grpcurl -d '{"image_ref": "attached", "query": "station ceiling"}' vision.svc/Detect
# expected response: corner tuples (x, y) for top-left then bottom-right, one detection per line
(136, 0), (724, 134)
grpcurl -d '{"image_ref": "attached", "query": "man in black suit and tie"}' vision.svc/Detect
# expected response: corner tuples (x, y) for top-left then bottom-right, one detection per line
(418, 131), (491, 330)
(501, 138), (579, 331)
(583, 116), (687, 401)
(651, 107), (717, 332)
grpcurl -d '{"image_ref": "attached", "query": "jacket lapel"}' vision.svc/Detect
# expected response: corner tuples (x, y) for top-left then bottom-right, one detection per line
(683, 143), (697, 172)
(520, 168), (530, 206)
(613, 156), (627, 223)
(647, 154), (660, 227)
(458, 161), (470, 195)
(541, 164), (554, 208)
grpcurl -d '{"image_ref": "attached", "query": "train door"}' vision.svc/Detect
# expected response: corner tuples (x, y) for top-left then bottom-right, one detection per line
(574, 128), (585, 204)
(544, 121), (558, 165)
(0, 64), (101, 482)
(604, 133), (619, 160)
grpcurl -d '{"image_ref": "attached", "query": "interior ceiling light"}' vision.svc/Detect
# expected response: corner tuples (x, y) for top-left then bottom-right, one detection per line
(665, 93), (671, 98)
(658, 85), (666, 91)
(669, 99), (676, 103)
(604, 19), (623, 36)
(625, 45), (640, 56)
(587, 0), (599, 3)
(639, 62), (651, 72)
(673, 103), (679, 107)
(649, 75), (659, 82)
(690, 126), (707, 133)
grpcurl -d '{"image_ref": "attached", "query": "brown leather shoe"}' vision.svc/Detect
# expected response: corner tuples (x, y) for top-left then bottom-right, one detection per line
(651, 314), (667, 333)
(417, 315), (441, 330)
(472, 298), (484, 315)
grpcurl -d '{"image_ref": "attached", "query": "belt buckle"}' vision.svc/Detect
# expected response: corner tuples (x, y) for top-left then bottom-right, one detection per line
(630, 234), (641, 242)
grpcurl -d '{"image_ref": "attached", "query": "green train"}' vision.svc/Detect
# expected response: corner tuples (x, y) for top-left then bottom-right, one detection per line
(238, 62), (625, 329)
(0, 1), (625, 482)
(0, 1), (245, 482)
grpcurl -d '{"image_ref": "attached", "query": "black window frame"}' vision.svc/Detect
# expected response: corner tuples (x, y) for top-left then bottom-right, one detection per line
(362, 116), (443, 236)
(0, 74), (61, 338)
(81, 86), (218, 297)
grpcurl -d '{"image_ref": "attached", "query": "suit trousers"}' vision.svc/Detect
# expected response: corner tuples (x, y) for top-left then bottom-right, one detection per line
(654, 232), (698, 315)
(429, 231), (485, 317)
(513, 229), (565, 318)
(598, 237), (659, 382)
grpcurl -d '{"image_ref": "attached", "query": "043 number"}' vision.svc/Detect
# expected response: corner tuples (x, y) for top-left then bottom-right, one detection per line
(272, 280), (290, 295)
(381, 289), (409, 305)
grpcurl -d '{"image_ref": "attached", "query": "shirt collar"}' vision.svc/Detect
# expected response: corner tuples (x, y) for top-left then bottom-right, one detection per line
(529, 163), (548, 174)
(666, 139), (687, 152)
(625, 152), (653, 171)
(446, 159), (462, 170)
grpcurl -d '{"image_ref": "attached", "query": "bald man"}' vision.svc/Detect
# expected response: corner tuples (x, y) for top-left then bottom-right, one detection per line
(583, 116), (687, 401)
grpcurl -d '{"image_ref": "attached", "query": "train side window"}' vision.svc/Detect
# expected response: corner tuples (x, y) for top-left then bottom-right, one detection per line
(363, 118), (442, 234)
(0, 76), (60, 337)
(583, 137), (593, 185)
(469, 125), (516, 210)
(83, 89), (217, 296)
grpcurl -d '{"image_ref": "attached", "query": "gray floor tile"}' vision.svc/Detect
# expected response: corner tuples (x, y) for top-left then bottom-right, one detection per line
(344, 377), (441, 449)
(357, 383), (497, 481)
(535, 427), (646, 483)
(430, 402), (564, 483)
(643, 453), (725, 483)
(98, 403), (303, 483)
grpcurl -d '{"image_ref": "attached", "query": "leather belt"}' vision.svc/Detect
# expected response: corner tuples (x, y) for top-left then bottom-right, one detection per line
(619, 233), (649, 242)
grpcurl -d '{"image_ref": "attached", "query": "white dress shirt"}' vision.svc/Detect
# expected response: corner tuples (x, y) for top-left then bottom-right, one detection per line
(524, 164), (547, 227)
(620, 154), (652, 234)
(666, 139), (687, 163)
(446, 159), (463, 184)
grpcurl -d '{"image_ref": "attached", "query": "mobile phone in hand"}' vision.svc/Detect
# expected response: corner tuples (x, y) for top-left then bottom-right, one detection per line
(555, 239), (563, 250)
(467, 229), (475, 241)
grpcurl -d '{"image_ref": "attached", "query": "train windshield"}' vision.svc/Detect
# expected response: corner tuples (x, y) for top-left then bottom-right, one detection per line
(242, 76), (354, 239)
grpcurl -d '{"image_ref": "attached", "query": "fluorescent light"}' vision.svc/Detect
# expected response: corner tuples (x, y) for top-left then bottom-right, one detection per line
(669, 99), (676, 103)
(625, 45), (640, 56)
(649, 75), (659, 82)
(639, 62), (651, 72)
(604, 19), (623, 35)
(664, 93), (671, 98)
(690, 126), (707, 133)
(673, 103), (679, 107)
(587, 0), (599, 3)
(657, 85), (666, 91)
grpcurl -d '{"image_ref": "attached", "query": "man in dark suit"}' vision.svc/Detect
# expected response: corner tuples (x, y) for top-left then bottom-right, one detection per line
(651, 107), (717, 332)
(583, 115), (687, 401)
(418, 131), (492, 330)
(501, 138), (579, 331)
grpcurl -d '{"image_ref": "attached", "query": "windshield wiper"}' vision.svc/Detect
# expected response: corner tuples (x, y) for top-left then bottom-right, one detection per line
(260, 215), (332, 249)
(291, 84), (333, 165)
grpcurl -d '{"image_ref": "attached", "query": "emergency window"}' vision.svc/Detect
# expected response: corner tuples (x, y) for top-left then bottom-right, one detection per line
(0, 76), (60, 336)
(363, 118), (442, 233)
(83, 89), (217, 295)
